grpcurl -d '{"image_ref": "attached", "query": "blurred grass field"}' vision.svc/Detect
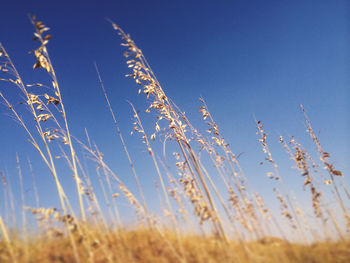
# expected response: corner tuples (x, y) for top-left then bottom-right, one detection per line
(0, 16), (349, 262)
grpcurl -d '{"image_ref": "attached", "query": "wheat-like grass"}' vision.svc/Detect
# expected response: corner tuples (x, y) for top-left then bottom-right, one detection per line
(0, 16), (348, 263)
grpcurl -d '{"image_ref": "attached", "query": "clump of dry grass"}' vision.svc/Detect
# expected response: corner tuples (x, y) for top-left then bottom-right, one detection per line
(0, 16), (349, 263)
(1, 228), (349, 263)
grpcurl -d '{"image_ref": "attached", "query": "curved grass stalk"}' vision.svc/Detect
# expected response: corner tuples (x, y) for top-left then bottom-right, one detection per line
(29, 16), (86, 222)
(109, 20), (228, 241)
(94, 62), (152, 227)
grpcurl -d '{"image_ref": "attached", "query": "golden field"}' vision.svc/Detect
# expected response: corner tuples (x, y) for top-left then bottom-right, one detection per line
(0, 16), (349, 262)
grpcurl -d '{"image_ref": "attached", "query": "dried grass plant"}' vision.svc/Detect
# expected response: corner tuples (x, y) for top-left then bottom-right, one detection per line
(0, 16), (348, 263)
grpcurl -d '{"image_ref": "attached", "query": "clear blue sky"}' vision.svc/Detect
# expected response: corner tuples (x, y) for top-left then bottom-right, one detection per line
(0, 0), (349, 228)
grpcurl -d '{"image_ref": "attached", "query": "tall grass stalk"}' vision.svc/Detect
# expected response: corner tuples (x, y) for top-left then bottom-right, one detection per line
(0, 216), (16, 263)
(94, 62), (152, 227)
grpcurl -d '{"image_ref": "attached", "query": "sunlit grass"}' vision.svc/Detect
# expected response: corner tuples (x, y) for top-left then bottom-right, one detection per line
(0, 16), (349, 262)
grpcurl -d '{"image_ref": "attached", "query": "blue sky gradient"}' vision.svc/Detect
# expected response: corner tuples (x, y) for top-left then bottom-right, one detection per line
(0, 0), (349, 231)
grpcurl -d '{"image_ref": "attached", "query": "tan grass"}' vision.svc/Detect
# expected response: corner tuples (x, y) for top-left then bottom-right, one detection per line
(0, 16), (349, 263)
